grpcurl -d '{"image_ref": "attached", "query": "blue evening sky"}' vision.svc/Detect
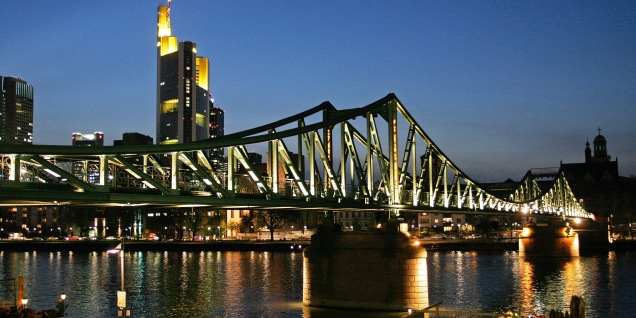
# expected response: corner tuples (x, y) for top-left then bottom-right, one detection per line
(1, 1), (634, 182)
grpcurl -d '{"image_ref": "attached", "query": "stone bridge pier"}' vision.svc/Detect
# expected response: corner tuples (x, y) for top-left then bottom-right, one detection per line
(519, 219), (610, 257)
(519, 220), (579, 257)
(303, 222), (428, 311)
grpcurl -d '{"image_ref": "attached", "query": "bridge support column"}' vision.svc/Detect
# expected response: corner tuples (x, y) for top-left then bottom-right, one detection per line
(519, 220), (579, 257)
(303, 222), (428, 311)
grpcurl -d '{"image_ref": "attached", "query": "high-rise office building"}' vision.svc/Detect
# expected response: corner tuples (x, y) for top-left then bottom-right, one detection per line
(114, 132), (153, 165)
(113, 132), (153, 147)
(156, 1), (211, 145)
(209, 101), (225, 169)
(0, 76), (34, 145)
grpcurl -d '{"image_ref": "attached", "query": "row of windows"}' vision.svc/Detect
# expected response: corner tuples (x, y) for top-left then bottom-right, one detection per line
(337, 212), (374, 218)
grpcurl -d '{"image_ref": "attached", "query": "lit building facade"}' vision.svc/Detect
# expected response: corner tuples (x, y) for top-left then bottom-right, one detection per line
(156, 2), (211, 145)
(416, 213), (467, 234)
(71, 132), (104, 146)
(334, 211), (375, 230)
(0, 76), (34, 145)
(71, 132), (104, 184)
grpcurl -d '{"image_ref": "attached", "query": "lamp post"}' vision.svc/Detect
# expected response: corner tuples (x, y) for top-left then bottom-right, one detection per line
(21, 298), (28, 310)
(108, 237), (128, 317)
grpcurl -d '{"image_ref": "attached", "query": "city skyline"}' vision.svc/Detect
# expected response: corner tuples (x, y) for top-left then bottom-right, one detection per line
(1, 1), (634, 182)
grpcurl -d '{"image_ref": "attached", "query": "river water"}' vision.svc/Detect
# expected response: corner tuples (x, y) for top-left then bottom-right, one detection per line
(0, 249), (634, 317)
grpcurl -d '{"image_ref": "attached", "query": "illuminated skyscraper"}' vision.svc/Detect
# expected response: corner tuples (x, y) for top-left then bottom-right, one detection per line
(156, 1), (211, 145)
(0, 76), (34, 145)
(209, 101), (225, 169)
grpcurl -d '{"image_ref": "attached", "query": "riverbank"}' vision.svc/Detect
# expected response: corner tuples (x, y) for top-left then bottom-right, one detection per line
(0, 238), (634, 252)
(0, 239), (310, 252)
(422, 237), (636, 253)
(419, 239), (518, 251)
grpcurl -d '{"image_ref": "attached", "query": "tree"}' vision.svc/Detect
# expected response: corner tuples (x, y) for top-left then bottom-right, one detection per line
(240, 214), (254, 235)
(168, 208), (186, 240)
(253, 210), (292, 241)
(183, 208), (210, 241)
(228, 220), (240, 238)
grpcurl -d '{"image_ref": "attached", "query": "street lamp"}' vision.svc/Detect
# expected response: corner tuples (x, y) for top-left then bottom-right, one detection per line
(108, 238), (128, 317)
(21, 298), (28, 310)
(57, 293), (66, 317)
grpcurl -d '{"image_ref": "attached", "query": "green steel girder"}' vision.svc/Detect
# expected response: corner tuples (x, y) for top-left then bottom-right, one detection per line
(342, 123), (369, 197)
(232, 145), (275, 198)
(274, 140), (311, 197)
(25, 155), (100, 192)
(415, 147), (432, 206)
(111, 154), (176, 195)
(176, 152), (232, 198)
(367, 113), (391, 200)
(307, 131), (341, 197)
(398, 124), (416, 199)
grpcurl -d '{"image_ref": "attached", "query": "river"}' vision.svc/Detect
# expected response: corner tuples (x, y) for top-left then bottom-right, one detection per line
(0, 249), (634, 317)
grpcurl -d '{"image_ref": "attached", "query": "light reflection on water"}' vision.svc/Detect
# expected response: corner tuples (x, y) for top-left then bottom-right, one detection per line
(0, 250), (634, 317)
(427, 250), (636, 317)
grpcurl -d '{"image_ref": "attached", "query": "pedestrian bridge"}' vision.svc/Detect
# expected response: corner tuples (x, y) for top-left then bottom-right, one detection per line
(0, 93), (591, 220)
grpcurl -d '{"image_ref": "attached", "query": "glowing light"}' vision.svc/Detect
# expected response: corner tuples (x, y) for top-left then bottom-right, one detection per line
(44, 169), (61, 178)
(520, 227), (532, 238)
(141, 181), (155, 189)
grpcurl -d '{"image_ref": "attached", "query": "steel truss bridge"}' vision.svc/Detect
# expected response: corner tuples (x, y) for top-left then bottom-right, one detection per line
(0, 94), (591, 219)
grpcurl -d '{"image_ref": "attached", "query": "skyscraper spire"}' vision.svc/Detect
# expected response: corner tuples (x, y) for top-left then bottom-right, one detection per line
(157, 2), (172, 38)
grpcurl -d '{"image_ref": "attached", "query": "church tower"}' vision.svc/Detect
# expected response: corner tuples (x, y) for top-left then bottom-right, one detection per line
(592, 128), (610, 163)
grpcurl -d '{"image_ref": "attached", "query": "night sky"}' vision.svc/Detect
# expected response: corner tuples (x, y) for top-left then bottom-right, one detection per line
(1, 1), (634, 182)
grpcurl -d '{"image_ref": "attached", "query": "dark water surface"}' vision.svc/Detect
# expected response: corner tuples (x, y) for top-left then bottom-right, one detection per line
(0, 250), (634, 317)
